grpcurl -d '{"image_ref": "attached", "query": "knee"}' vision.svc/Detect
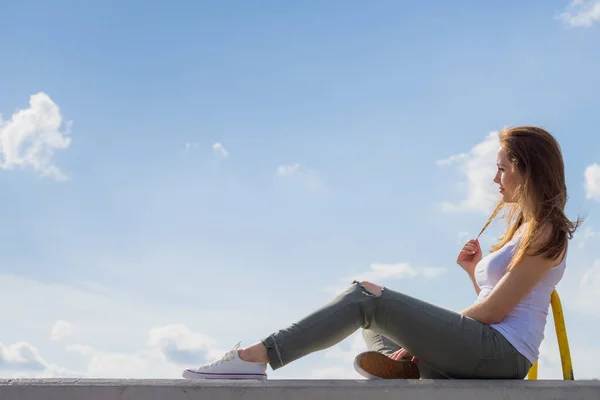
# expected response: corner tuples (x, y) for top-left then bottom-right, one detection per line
(358, 281), (383, 297)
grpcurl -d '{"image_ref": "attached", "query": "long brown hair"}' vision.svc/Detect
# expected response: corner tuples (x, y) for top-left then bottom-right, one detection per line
(479, 126), (582, 270)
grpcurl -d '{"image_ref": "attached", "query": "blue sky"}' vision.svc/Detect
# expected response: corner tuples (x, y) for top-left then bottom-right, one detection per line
(1, 0), (600, 379)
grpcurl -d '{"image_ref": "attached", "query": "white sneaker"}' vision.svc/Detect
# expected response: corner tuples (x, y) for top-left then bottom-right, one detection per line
(182, 343), (268, 380)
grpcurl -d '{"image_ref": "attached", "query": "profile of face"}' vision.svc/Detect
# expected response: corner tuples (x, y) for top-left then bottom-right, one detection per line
(494, 147), (522, 203)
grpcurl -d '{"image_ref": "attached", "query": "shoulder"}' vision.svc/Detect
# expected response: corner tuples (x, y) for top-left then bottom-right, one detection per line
(528, 223), (566, 265)
(530, 223), (553, 249)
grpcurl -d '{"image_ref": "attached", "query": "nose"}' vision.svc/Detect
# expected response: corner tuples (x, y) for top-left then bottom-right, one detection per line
(493, 171), (500, 184)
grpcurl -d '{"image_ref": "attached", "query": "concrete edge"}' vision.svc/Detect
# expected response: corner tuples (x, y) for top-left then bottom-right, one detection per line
(1, 379), (599, 388)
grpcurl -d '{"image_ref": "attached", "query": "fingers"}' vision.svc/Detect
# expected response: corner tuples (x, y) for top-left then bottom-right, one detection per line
(390, 348), (409, 360)
(462, 239), (481, 254)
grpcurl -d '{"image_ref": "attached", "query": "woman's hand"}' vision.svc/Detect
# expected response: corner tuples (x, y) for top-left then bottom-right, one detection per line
(389, 348), (411, 360)
(389, 348), (419, 363)
(456, 239), (482, 275)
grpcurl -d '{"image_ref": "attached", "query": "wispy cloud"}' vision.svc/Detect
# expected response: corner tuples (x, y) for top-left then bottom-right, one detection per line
(0, 342), (47, 371)
(584, 163), (600, 202)
(537, 329), (600, 380)
(64, 324), (225, 378)
(575, 226), (599, 249)
(326, 263), (446, 294)
(184, 141), (198, 153)
(311, 366), (361, 379)
(147, 324), (223, 364)
(212, 142), (229, 157)
(0, 274), (241, 379)
(575, 259), (600, 314)
(435, 153), (468, 167)
(50, 320), (73, 342)
(355, 263), (422, 280)
(324, 332), (367, 363)
(0, 92), (72, 180)
(421, 267), (447, 278)
(276, 163), (323, 190)
(437, 132), (501, 214)
(457, 231), (470, 246)
(277, 163), (301, 176)
(66, 343), (174, 378)
(556, 0), (600, 28)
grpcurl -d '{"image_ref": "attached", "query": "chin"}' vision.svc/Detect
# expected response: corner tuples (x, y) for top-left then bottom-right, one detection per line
(500, 194), (515, 204)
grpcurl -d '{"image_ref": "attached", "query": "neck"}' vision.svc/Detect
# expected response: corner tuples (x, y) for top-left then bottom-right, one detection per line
(519, 200), (536, 223)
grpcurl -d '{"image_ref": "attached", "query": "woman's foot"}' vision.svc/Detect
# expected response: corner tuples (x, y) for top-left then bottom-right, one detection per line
(182, 343), (268, 380)
(353, 351), (420, 379)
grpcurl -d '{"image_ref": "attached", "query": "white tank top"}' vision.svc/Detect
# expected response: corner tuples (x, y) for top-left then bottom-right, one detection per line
(474, 228), (567, 364)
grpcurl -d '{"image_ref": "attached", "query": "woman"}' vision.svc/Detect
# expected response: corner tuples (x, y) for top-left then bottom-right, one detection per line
(182, 126), (580, 380)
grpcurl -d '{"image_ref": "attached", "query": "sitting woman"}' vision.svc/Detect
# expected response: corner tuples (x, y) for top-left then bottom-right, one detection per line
(182, 126), (581, 380)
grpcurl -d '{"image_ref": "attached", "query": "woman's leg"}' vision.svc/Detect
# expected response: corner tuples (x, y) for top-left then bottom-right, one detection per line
(257, 281), (527, 379)
(185, 281), (529, 380)
(257, 281), (381, 369)
(362, 329), (449, 379)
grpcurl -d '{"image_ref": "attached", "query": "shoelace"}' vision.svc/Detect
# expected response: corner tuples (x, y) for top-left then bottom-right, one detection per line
(202, 342), (241, 368)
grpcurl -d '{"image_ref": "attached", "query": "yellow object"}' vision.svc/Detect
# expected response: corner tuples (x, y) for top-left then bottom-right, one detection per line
(527, 290), (574, 380)
(527, 361), (538, 380)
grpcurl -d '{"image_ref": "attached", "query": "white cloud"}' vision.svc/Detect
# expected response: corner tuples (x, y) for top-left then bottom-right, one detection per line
(276, 163), (324, 191)
(357, 263), (420, 281)
(67, 344), (173, 378)
(435, 153), (468, 167)
(212, 142), (229, 157)
(324, 332), (366, 363)
(351, 263), (446, 282)
(64, 324), (224, 378)
(574, 226), (599, 249)
(537, 329), (600, 380)
(575, 260), (600, 314)
(311, 366), (361, 379)
(0, 274), (269, 378)
(51, 320), (74, 341)
(422, 267), (447, 278)
(556, 0), (600, 27)
(184, 141), (198, 153)
(313, 333), (366, 379)
(277, 163), (301, 176)
(437, 132), (501, 214)
(457, 231), (470, 246)
(0, 92), (72, 180)
(147, 324), (222, 364)
(66, 344), (96, 357)
(584, 163), (600, 202)
(326, 263), (446, 294)
(0, 341), (47, 371)
(38, 364), (83, 378)
(0, 341), (79, 378)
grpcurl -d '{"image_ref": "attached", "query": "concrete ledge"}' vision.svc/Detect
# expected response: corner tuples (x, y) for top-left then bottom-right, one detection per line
(1, 379), (599, 400)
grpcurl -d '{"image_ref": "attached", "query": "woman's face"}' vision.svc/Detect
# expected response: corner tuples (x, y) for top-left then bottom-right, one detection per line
(494, 147), (522, 203)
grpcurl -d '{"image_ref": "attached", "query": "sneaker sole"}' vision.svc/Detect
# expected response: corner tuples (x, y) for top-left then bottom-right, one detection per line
(182, 369), (267, 380)
(354, 351), (420, 380)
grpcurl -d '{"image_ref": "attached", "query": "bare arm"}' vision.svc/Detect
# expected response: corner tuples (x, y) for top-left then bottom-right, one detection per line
(467, 271), (481, 296)
(461, 246), (561, 325)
